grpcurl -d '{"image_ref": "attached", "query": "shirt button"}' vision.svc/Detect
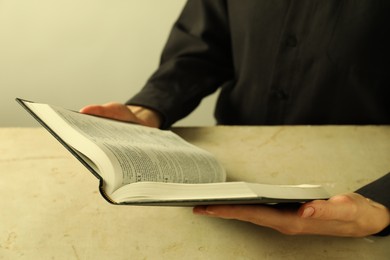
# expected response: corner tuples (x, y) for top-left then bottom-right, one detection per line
(286, 35), (298, 47)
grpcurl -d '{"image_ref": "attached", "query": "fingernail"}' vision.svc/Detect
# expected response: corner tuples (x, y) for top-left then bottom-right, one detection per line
(301, 207), (315, 218)
(193, 206), (211, 215)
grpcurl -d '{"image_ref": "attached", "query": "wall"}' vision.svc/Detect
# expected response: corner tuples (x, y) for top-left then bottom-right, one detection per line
(0, 0), (218, 127)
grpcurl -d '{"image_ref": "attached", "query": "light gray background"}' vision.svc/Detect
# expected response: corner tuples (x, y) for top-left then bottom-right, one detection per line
(1, 0), (219, 126)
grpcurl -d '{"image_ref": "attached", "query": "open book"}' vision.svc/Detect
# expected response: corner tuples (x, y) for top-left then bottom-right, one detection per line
(17, 98), (329, 206)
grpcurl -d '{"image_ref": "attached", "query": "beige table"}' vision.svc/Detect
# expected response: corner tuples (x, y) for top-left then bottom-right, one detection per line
(1, 126), (389, 259)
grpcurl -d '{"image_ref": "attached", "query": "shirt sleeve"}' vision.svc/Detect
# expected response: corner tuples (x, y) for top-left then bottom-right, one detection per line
(355, 172), (390, 236)
(126, 0), (234, 129)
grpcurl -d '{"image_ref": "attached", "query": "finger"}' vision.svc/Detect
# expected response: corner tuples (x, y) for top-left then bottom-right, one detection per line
(79, 105), (103, 115)
(80, 104), (121, 119)
(194, 205), (299, 232)
(80, 104), (117, 119)
(299, 195), (357, 221)
(80, 103), (139, 123)
(194, 205), (261, 219)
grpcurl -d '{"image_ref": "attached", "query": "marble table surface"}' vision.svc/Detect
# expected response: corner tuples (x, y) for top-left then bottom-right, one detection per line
(1, 126), (389, 259)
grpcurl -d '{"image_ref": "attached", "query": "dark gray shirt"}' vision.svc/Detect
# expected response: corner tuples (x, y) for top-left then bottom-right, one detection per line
(129, 0), (389, 127)
(128, 0), (390, 235)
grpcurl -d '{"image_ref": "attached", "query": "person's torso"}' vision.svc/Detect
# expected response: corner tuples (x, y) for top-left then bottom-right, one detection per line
(216, 0), (390, 125)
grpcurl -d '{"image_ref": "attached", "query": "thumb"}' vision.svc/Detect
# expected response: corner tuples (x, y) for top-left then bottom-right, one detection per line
(299, 195), (356, 221)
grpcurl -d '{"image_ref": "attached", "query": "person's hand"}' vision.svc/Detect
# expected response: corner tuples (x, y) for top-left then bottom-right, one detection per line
(193, 193), (390, 237)
(80, 102), (161, 128)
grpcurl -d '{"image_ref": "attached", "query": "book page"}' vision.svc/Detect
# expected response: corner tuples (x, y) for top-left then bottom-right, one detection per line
(111, 182), (256, 203)
(23, 102), (119, 193)
(49, 105), (226, 191)
(246, 183), (329, 200)
(111, 182), (329, 204)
